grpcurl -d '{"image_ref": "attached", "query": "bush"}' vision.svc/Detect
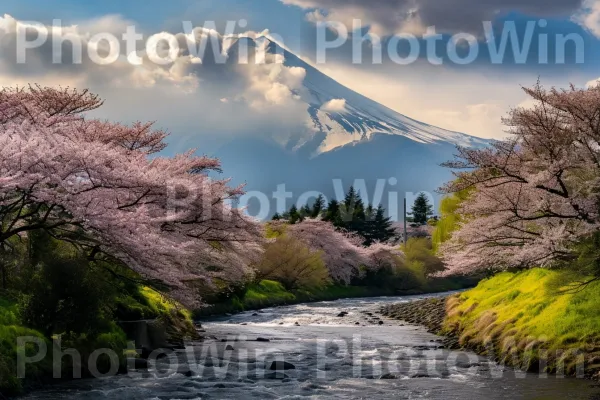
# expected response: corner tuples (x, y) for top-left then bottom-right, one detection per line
(402, 237), (445, 279)
(0, 297), (51, 396)
(256, 235), (330, 290)
(20, 256), (116, 338)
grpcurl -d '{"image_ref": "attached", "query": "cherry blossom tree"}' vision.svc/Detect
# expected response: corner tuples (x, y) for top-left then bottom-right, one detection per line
(439, 83), (600, 276)
(270, 219), (403, 284)
(0, 85), (263, 305)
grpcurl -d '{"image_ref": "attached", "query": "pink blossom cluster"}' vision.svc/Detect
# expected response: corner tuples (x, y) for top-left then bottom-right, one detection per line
(439, 83), (600, 275)
(0, 85), (263, 305)
(274, 219), (403, 284)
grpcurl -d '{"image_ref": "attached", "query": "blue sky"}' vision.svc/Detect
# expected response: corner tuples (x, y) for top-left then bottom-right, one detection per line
(0, 0), (599, 141)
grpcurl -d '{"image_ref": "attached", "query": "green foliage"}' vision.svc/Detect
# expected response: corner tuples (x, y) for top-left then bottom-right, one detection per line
(288, 187), (396, 245)
(410, 192), (434, 225)
(444, 269), (600, 376)
(432, 190), (471, 253)
(256, 235), (330, 290)
(0, 230), (196, 395)
(311, 194), (326, 218)
(363, 205), (396, 246)
(244, 280), (297, 309)
(0, 297), (51, 396)
(20, 256), (116, 337)
(402, 238), (445, 281)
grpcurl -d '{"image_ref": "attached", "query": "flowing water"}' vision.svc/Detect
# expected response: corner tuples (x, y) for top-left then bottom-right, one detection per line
(23, 294), (600, 399)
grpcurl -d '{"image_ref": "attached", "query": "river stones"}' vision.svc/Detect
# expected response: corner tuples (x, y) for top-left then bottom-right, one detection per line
(225, 344), (235, 351)
(264, 372), (290, 379)
(268, 361), (296, 370)
(337, 311), (349, 317)
(256, 337), (270, 342)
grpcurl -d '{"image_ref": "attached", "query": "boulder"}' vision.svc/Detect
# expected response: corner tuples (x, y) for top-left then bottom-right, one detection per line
(268, 361), (296, 371)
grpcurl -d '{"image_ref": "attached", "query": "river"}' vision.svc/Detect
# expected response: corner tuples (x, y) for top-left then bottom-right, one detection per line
(23, 293), (600, 399)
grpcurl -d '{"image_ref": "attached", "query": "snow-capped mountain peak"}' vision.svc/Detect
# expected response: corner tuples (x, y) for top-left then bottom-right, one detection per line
(244, 38), (489, 154)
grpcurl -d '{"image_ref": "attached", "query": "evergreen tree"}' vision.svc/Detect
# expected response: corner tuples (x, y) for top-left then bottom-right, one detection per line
(323, 199), (342, 226)
(312, 194), (326, 218)
(372, 205), (396, 242)
(272, 212), (282, 221)
(300, 204), (312, 219)
(340, 186), (366, 234)
(411, 192), (434, 225)
(362, 204), (395, 245)
(288, 205), (301, 224)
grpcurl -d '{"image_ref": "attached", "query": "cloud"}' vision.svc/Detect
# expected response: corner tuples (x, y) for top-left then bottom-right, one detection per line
(321, 98), (347, 112)
(0, 14), (316, 152)
(586, 76), (600, 87)
(574, 0), (600, 37)
(281, 0), (584, 34)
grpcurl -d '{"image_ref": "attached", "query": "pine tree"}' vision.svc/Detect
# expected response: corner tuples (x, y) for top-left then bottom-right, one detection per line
(289, 205), (301, 224)
(411, 192), (434, 225)
(272, 212), (282, 221)
(340, 186), (366, 235)
(300, 204), (312, 219)
(373, 205), (396, 242)
(312, 194), (326, 218)
(362, 204), (395, 245)
(323, 199), (342, 226)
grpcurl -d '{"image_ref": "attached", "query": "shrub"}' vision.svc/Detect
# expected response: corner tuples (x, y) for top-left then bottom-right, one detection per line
(256, 235), (330, 290)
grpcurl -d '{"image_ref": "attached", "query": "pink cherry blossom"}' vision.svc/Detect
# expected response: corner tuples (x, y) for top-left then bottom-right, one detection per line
(0, 85), (263, 305)
(439, 82), (600, 276)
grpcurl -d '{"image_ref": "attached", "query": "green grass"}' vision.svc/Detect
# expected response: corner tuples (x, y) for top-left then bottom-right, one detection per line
(195, 280), (394, 317)
(443, 269), (600, 377)
(244, 280), (297, 309)
(0, 297), (51, 396)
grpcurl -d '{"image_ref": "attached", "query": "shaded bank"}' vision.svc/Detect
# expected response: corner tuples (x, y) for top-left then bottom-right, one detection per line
(382, 269), (600, 380)
(0, 287), (197, 397)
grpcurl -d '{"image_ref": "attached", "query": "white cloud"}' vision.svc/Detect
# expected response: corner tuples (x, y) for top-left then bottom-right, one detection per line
(574, 0), (600, 37)
(321, 98), (347, 112)
(0, 14), (318, 150)
(586, 76), (600, 87)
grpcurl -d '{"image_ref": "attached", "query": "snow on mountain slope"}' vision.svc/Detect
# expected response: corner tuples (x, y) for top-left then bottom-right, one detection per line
(254, 39), (490, 154)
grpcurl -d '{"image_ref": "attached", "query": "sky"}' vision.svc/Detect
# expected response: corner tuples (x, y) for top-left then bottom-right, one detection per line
(0, 0), (599, 145)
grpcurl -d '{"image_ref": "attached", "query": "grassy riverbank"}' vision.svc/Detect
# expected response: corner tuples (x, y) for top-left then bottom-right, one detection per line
(195, 278), (470, 317)
(0, 286), (196, 396)
(443, 269), (600, 378)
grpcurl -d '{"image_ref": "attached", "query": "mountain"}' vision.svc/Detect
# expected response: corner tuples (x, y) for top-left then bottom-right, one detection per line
(212, 37), (489, 219)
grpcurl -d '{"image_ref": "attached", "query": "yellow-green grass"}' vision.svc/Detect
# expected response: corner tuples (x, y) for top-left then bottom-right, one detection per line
(443, 269), (600, 377)
(140, 286), (193, 322)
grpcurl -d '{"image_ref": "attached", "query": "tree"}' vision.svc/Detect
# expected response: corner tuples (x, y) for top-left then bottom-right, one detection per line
(288, 205), (301, 224)
(371, 205), (396, 244)
(255, 235), (329, 290)
(0, 85), (263, 305)
(300, 204), (312, 219)
(272, 212), (282, 221)
(322, 199), (342, 226)
(271, 219), (404, 285)
(439, 83), (600, 278)
(411, 193), (434, 225)
(311, 194), (326, 218)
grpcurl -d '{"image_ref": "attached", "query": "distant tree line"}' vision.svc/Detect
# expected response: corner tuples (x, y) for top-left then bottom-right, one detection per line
(273, 186), (397, 246)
